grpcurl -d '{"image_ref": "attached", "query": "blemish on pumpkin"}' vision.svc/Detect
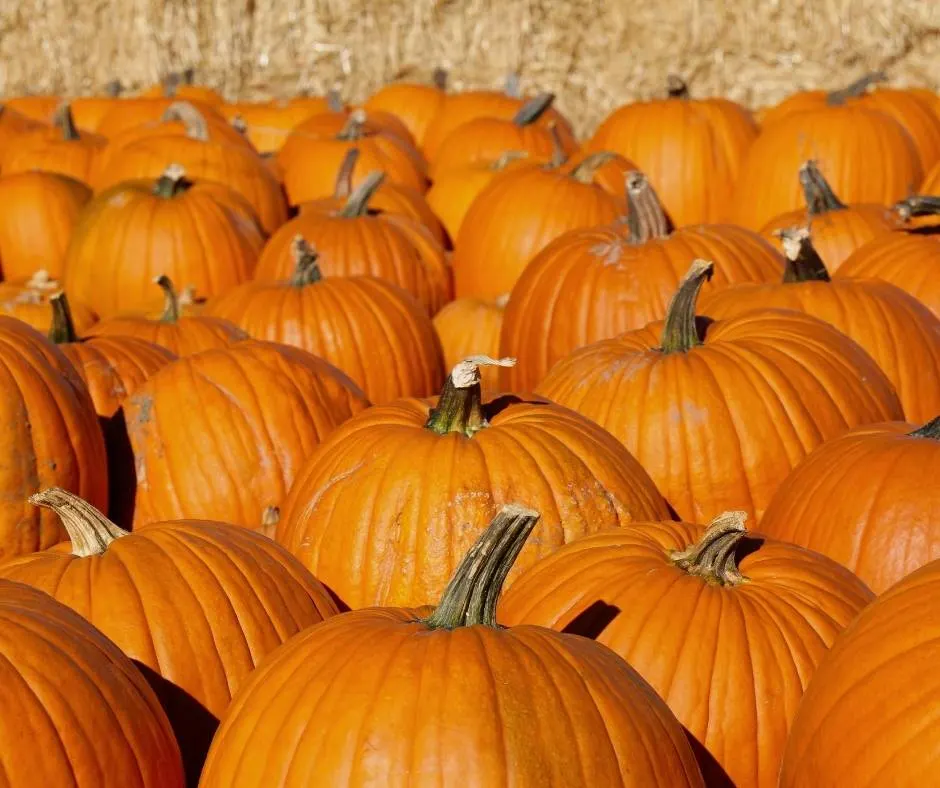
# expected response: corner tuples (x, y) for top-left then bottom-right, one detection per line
(132, 395), (154, 425)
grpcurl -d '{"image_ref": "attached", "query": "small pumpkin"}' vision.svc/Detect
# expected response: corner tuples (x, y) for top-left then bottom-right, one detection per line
(141, 69), (224, 106)
(537, 260), (904, 521)
(433, 295), (507, 396)
(500, 511), (874, 788)
(0, 488), (338, 784)
(0, 102), (43, 150)
(202, 505), (705, 787)
(69, 80), (124, 132)
(220, 99), (324, 154)
(3, 94), (60, 122)
(363, 68), (449, 149)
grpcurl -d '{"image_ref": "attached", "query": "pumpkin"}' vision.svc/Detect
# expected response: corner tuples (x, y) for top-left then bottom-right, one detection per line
(221, 99), (329, 154)
(702, 227), (940, 423)
(95, 96), (228, 140)
(759, 160), (902, 270)
(255, 171), (451, 314)
(780, 557), (940, 786)
(141, 69), (224, 106)
(69, 80), (123, 132)
(760, 416), (940, 594)
(202, 505), (704, 787)
(499, 172), (785, 391)
(279, 109), (428, 204)
(538, 260), (903, 521)
(64, 165), (264, 318)
(277, 355), (670, 609)
(207, 236), (445, 404)
(363, 67), (449, 149)
(838, 233), (940, 318)
(1, 102), (106, 183)
(0, 103), (43, 158)
(125, 339), (369, 528)
(3, 94), (60, 122)
(0, 578), (184, 787)
(500, 511), (873, 788)
(0, 488), (338, 784)
(451, 150), (626, 300)
(587, 76), (758, 226)
(0, 170), (92, 280)
(0, 318), (108, 558)
(0, 271), (97, 333)
(433, 295), (507, 396)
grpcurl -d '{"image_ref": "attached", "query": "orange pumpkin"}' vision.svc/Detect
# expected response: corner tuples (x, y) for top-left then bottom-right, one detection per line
(0, 578), (185, 787)
(207, 236), (445, 404)
(277, 355), (670, 609)
(0, 271), (97, 333)
(0, 103), (43, 153)
(4, 95), (60, 122)
(500, 511), (874, 788)
(64, 165), (264, 318)
(587, 76), (758, 226)
(759, 160), (902, 270)
(140, 70), (224, 106)
(538, 260), (903, 521)
(0, 488), (338, 784)
(433, 295), (507, 396)
(499, 172), (784, 391)
(69, 80), (123, 132)
(221, 99), (326, 154)
(95, 96), (228, 139)
(363, 68), (449, 149)
(0, 171), (92, 280)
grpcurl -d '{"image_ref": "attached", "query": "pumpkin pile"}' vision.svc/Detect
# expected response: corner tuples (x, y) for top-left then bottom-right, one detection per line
(0, 67), (938, 786)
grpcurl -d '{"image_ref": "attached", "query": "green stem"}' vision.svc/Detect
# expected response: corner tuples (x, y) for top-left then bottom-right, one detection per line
(826, 72), (886, 106)
(666, 74), (690, 99)
(152, 163), (191, 199)
(626, 171), (670, 243)
(30, 487), (128, 557)
(52, 102), (80, 141)
(571, 151), (617, 183)
(425, 356), (517, 437)
(48, 292), (79, 344)
(660, 260), (714, 354)
(799, 161), (847, 215)
(337, 109), (367, 141)
(670, 511), (751, 586)
(894, 195), (940, 222)
(289, 236), (323, 286)
(154, 275), (181, 323)
(777, 227), (831, 283)
(333, 148), (360, 200)
(424, 504), (541, 629)
(339, 171), (385, 218)
(512, 92), (554, 126)
(910, 416), (940, 439)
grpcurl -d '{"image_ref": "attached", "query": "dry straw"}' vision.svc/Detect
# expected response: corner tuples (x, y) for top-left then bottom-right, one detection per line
(2, 0), (940, 136)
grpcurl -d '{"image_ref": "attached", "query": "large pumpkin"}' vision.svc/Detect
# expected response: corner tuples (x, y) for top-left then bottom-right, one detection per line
(206, 236), (445, 404)
(277, 355), (670, 609)
(538, 260), (903, 521)
(500, 172), (784, 391)
(64, 165), (264, 318)
(780, 557), (940, 786)
(760, 416), (940, 594)
(363, 68), (448, 149)
(500, 511), (873, 788)
(587, 76), (758, 226)
(0, 578), (184, 787)
(433, 295), (507, 396)
(702, 227), (940, 422)
(202, 506), (704, 787)
(0, 488), (338, 784)
(126, 340), (369, 528)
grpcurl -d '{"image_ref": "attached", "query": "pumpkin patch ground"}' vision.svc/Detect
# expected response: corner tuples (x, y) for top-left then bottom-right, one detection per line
(2, 40), (940, 787)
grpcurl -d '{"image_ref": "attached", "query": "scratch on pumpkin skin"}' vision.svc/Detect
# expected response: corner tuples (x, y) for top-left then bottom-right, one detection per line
(297, 462), (366, 551)
(131, 394), (154, 426)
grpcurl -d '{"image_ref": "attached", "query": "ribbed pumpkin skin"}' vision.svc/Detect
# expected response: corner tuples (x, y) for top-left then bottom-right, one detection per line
(278, 398), (670, 609)
(452, 167), (624, 300)
(0, 284), (97, 334)
(0, 319), (108, 558)
(500, 223), (784, 391)
(701, 278), (940, 423)
(433, 297), (505, 395)
(760, 421), (940, 594)
(95, 98), (227, 139)
(0, 102), (43, 148)
(363, 82), (447, 148)
(0, 171), (91, 280)
(500, 521), (874, 788)
(87, 313), (247, 357)
(0, 580), (185, 787)
(733, 109), (922, 230)
(126, 341), (369, 528)
(537, 310), (903, 522)
(255, 213), (451, 315)
(2, 125), (106, 184)
(206, 276), (445, 404)
(200, 609), (704, 788)
(838, 234), (940, 318)
(780, 560), (940, 786)
(63, 179), (265, 318)
(0, 521), (338, 784)
(588, 96), (757, 226)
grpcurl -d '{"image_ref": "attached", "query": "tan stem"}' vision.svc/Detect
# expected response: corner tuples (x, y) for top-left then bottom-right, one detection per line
(154, 275), (181, 323)
(571, 151), (617, 183)
(512, 92), (555, 126)
(626, 171), (670, 243)
(333, 148), (360, 200)
(670, 511), (751, 586)
(30, 488), (128, 557)
(152, 163), (190, 199)
(289, 235), (323, 286)
(162, 101), (209, 141)
(339, 170), (385, 218)
(425, 356), (517, 437)
(52, 102), (80, 141)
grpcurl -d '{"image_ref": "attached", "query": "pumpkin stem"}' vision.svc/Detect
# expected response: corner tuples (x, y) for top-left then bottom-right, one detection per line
(666, 74), (690, 99)
(826, 71), (886, 106)
(424, 504), (541, 629)
(162, 71), (182, 98)
(432, 68), (448, 91)
(333, 148), (360, 200)
(337, 109), (367, 141)
(152, 163), (191, 199)
(104, 79), (123, 98)
(154, 275), (182, 323)
(660, 259), (714, 354)
(339, 170), (385, 218)
(504, 73), (522, 98)
(52, 101), (80, 141)
(181, 67), (196, 85)
(326, 89), (344, 113)
(670, 511), (751, 586)
(799, 161), (847, 214)
(230, 115), (248, 135)
(512, 92), (555, 126)
(910, 415), (940, 440)
(425, 355), (517, 437)
(571, 151), (617, 183)
(894, 195), (940, 222)
(492, 150), (529, 170)
(259, 506), (280, 538)
(29, 487), (128, 558)
(626, 171), (670, 243)
(777, 227), (831, 283)
(289, 235), (323, 287)
(547, 122), (568, 168)
(162, 101), (210, 142)
(47, 291), (80, 344)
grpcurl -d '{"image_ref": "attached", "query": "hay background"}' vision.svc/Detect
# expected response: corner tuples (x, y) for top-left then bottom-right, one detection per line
(3, 0), (940, 136)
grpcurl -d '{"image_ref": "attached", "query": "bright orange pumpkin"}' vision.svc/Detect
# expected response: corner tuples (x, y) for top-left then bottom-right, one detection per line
(363, 68), (449, 149)
(433, 295), (507, 396)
